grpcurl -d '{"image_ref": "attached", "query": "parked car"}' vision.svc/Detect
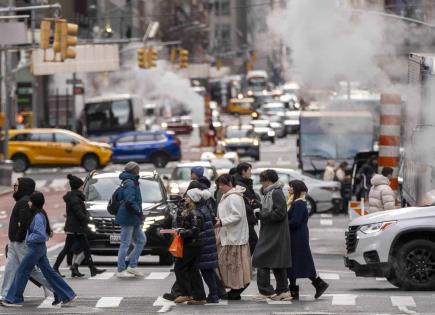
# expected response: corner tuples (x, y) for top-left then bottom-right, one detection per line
(222, 125), (260, 161)
(278, 110), (300, 134)
(166, 161), (218, 195)
(250, 120), (276, 143)
(266, 115), (287, 138)
(259, 102), (286, 116)
(8, 128), (112, 173)
(110, 131), (181, 168)
(344, 206), (435, 290)
(252, 168), (342, 215)
(83, 170), (177, 265)
(227, 97), (255, 115)
(161, 116), (193, 134)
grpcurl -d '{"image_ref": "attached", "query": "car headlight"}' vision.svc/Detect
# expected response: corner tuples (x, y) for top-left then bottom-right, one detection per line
(170, 183), (180, 194)
(359, 221), (396, 234)
(88, 223), (96, 232)
(267, 130), (275, 137)
(247, 90), (253, 96)
(253, 139), (259, 146)
(161, 122), (168, 129)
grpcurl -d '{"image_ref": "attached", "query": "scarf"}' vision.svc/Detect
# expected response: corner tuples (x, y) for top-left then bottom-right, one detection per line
(262, 181), (284, 214)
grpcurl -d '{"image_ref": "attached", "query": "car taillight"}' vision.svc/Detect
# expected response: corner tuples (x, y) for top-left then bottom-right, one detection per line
(322, 186), (340, 192)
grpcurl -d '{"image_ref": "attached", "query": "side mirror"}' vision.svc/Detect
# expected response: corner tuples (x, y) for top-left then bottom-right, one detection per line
(163, 175), (170, 180)
(168, 194), (181, 203)
(71, 140), (79, 146)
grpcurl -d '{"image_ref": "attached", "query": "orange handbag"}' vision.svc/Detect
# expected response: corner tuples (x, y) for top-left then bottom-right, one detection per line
(169, 234), (184, 258)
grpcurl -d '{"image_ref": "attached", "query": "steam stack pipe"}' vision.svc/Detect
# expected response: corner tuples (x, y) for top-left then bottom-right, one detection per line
(378, 94), (401, 192)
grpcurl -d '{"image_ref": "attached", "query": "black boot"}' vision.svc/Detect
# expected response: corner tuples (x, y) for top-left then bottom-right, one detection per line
(89, 259), (106, 277)
(312, 277), (329, 299)
(71, 264), (85, 278)
(289, 285), (299, 300)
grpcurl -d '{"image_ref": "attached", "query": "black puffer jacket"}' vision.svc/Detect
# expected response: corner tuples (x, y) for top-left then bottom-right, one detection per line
(177, 208), (204, 249)
(9, 178), (35, 242)
(197, 201), (218, 270)
(233, 173), (259, 226)
(63, 190), (89, 234)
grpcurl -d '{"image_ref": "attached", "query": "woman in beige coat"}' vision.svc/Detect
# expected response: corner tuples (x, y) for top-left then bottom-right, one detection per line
(215, 174), (251, 300)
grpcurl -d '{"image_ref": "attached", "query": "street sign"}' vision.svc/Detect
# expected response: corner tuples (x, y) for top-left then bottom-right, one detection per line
(73, 86), (84, 95)
(0, 22), (27, 45)
(66, 78), (83, 85)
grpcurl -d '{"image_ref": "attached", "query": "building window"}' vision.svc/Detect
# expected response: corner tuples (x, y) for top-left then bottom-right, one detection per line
(215, 24), (231, 49)
(216, 0), (230, 16)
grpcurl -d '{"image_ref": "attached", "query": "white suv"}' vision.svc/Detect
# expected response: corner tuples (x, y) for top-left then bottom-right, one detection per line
(344, 206), (435, 290)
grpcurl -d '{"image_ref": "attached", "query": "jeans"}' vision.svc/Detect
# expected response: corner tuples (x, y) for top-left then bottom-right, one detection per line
(257, 268), (289, 295)
(117, 225), (146, 272)
(53, 234), (93, 269)
(1, 242), (53, 298)
(5, 243), (75, 304)
(201, 269), (219, 300)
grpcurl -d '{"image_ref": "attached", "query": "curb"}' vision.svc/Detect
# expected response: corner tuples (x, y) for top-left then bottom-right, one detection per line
(0, 187), (12, 196)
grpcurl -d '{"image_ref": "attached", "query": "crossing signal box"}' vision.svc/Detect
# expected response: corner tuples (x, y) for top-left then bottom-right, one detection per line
(60, 21), (78, 60)
(137, 48), (147, 68)
(170, 48), (178, 64)
(148, 47), (157, 68)
(179, 49), (189, 68)
(250, 50), (257, 63)
(39, 19), (51, 61)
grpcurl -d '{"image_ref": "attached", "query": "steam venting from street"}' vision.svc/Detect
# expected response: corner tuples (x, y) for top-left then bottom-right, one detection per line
(84, 44), (204, 124)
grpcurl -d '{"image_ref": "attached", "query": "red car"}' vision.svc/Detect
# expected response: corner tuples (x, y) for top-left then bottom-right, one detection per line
(162, 116), (193, 134)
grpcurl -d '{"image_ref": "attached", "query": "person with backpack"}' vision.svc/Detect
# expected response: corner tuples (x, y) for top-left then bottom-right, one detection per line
(53, 174), (106, 278)
(116, 162), (146, 278)
(2, 191), (76, 308)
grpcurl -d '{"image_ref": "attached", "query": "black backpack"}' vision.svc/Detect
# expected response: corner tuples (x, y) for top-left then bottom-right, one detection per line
(107, 182), (125, 215)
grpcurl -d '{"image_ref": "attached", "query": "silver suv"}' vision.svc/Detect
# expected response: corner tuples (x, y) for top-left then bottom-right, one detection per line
(344, 206), (435, 290)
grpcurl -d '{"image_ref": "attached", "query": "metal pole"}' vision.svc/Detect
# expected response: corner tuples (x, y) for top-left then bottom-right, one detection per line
(31, 1), (37, 127)
(71, 73), (77, 132)
(0, 3), (61, 13)
(3, 50), (11, 161)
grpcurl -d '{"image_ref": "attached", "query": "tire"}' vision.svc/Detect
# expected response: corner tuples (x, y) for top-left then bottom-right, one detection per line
(255, 155), (260, 161)
(12, 154), (29, 173)
(151, 152), (169, 168)
(159, 253), (174, 266)
(82, 154), (100, 172)
(306, 196), (316, 217)
(271, 137), (275, 144)
(392, 239), (435, 290)
(386, 271), (402, 288)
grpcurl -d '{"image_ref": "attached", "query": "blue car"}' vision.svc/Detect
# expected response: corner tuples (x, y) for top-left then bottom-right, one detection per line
(110, 131), (181, 167)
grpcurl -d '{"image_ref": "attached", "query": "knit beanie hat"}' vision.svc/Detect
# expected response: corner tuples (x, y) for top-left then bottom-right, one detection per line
(124, 161), (140, 174)
(30, 191), (45, 209)
(67, 174), (84, 190)
(186, 188), (204, 203)
(191, 166), (204, 178)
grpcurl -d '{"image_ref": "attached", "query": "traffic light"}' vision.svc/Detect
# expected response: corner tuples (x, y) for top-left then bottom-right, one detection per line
(39, 19), (51, 62)
(60, 21), (78, 61)
(246, 62), (253, 72)
(137, 48), (147, 69)
(179, 49), (189, 69)
(52, 19), (63, 61)
(216, 57), (221, 71)
(147, 47), (157, 68)
(250, 50), (257, 63)
(170, 48), (178, 64)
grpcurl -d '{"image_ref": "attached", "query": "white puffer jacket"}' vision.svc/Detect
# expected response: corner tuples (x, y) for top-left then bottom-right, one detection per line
(368, 174), (396, 212)
(217, 186), (249, 246)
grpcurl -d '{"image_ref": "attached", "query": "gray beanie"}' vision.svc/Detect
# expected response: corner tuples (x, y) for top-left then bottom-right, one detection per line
(124, 161), (140, 174)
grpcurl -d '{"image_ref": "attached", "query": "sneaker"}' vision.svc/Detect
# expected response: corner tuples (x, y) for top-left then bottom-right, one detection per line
(187, 299), (207, 305)
(61, 295), (77, 306)
(126, 267), (144, 277)
(2, 301), (23, 308)
(174, 296), (193, 304)
(270, 291), (293, 301)
(117, 270), (135, 278)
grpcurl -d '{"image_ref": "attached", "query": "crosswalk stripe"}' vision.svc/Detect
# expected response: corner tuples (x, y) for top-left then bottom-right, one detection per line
(89, 272), (115, 280)
(146, 272), (170, 280)
(390, 296), (416, 307)
(320, 213), (333, 218)
(266, 299), (292, 305)
(35, 180), (48, 189)
(49, 179), (67, 190)
(331, 294), (357, 305)
(320, 219), (333, 226)
(318, 273), (340, 280)
(96, 297), (123, 308)
(38, 297), (60, 309)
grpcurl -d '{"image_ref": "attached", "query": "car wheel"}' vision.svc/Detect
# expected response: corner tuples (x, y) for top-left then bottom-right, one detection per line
(386, 271), (402, 288)
(12, 154), (29, 173)
(152, 152), (169, 168)
(306, 196), (316, 217)
(271, 137), (275, 144)
(255, 155), (260, 161)
(159, 253), (174, 266)
(392, 239), (435, 290)
(82, 154), (99, 172)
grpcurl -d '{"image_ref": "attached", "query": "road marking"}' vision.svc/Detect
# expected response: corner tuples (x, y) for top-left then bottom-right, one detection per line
(47, 243), (65, 253)
(96, 297), (123, 308)
(390, 296), (416, 314)
(376, 277), (387, 281)
(331, 294), (356, 305)
(266, 299), (293, 305)
(318, 273), (340, 280)
(146, 272), (170, 280)
(255, 161), (272, 166)
(35, 180), (48, 189)
(52, 222), (65, 234)
(89, 272), (115, 280)
(49, 179), (67, 190)
(320, 213), (333, 218)
(0, 210), (7, 220)
(320, 219), (333, 226)
(38, 297), (60, 309)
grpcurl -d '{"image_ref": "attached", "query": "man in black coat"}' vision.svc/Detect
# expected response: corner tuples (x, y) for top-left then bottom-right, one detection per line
(233, 162), (259, 255)
(1, 178), (53, 298)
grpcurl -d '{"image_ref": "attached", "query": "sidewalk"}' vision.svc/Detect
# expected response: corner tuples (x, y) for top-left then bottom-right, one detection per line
(0, 185), (12, 196)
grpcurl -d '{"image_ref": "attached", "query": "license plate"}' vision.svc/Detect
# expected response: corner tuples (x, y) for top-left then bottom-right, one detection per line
(109, 234), (121, 244)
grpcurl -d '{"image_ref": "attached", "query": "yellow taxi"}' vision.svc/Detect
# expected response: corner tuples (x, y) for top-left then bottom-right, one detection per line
(227, 97), (255, 115)
(8, 128), (112, 172)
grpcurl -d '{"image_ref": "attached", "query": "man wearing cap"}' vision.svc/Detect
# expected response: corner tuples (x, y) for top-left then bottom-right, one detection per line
(116, 162), (147, 278)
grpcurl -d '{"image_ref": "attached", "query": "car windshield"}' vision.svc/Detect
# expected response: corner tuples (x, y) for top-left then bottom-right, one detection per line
(211, 159), (234, 169)
(251, 121), (269, 127)
(171, 167), (215, 180)
(226, 129), (254, 138)
(84, 176), (164, 203)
